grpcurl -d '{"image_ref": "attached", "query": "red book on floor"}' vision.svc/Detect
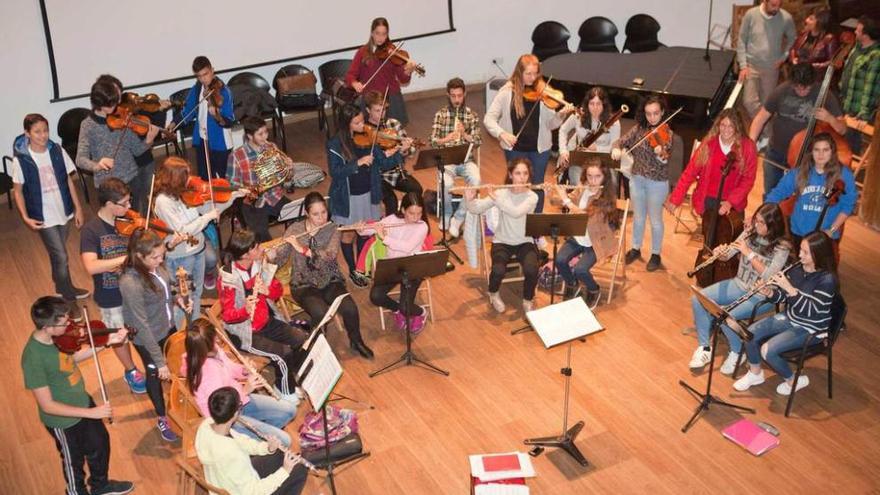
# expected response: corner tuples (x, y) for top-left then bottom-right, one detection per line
(481, 453), (521, 472)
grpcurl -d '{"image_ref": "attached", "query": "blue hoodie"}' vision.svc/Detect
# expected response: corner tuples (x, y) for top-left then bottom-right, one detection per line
(13, 134), (73, 222)
(766, 165), (856, 238)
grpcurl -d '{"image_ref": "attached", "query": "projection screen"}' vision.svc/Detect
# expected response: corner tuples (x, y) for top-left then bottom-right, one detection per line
(39, 0), (454, 101)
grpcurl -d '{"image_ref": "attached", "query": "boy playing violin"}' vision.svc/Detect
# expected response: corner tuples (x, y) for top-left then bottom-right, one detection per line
(21, 296), (133, 495)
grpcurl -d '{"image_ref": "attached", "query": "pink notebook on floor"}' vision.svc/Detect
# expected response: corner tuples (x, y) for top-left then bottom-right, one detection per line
(722, 419), (780, 456)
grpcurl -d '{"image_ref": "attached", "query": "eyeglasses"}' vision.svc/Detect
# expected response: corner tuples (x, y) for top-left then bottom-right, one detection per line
(114, 198), (132, 207)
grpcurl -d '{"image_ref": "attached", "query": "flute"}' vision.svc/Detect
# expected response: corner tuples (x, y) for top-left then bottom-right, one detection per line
(724, 261), (802, 312)
(235, 417), (320, 473)
(213, 328), (283, 401)
(687, 227), (751, 278)
(448, 183), (590, 193)
(261, 222), (336, 251)
(336, 221), (424, 232)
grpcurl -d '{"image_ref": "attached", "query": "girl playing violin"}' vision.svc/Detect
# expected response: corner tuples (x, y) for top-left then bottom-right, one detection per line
(346, 17), (417, 125)
(327, 104), (404, 287)
(611, 96), (674, 272)
(153, 157), (247, 322)
(557, 87), (620, 186)
(484, 54), (575, 213)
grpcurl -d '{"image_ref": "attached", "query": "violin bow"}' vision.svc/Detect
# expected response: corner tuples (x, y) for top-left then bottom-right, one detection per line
(145, 174), (156, 227)
(514, 75), (554, 140)
(623, 106), (683, 155)
(168, 86), (217, 135)
(362, 41), (405, 89)
(81, 306), (112, 424)
(370, 86), (390, 156)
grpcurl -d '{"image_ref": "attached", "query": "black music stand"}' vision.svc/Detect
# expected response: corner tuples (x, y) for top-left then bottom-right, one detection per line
(370, 249), (450, 378)
(512, 213), (588, 335)
(413, 144), (472, 267)
(679, 286), (755, 433)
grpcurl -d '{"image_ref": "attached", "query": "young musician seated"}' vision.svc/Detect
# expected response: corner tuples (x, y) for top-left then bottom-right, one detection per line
(183, 318), (297, 447)
(227, 116), (294, 242)
(275, 192), (374, 359)
(363, 90), (422, 216)
(195, 387), (308, 495)
(557, 87), (620, 185)
(734, 231), (838, 395)
(687, 203), (791, 372)
(465, 158), (539, 314)
(765, 133), (857, 252)
(358, 192), (431, 333)
(219, 229), (308, 402)
(549, 158), (620, 309)
(22, 296), (134, 495)
(430, 77), (482, 238)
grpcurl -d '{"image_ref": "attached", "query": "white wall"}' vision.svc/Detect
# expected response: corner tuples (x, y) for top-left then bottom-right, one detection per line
(0, 0), (738, 152)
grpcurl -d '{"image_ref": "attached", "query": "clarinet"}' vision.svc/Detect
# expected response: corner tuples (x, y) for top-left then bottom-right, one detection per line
(235, 417), (320, 473)
(724, 261), (802, 312)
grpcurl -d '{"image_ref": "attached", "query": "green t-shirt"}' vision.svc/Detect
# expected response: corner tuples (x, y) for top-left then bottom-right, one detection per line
(21, 334), (90, 429)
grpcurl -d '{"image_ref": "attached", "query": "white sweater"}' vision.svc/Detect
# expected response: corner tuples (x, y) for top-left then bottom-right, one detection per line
(467, 189), (538, 246)
(558, 116), (620, 153)
(483, 82), (564, 153)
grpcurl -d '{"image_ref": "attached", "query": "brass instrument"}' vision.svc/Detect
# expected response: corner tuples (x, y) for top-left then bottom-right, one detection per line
(253, 146), (292, 192)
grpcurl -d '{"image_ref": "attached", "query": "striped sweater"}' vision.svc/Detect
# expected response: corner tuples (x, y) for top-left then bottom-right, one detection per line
(769, 265), (836, 334)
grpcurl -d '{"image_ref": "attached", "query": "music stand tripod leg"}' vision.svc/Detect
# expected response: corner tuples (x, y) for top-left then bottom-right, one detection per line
(320, 403), (370, 495)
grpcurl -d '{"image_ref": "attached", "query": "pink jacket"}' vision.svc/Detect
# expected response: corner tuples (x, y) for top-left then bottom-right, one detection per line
(181, 347), (250, 417)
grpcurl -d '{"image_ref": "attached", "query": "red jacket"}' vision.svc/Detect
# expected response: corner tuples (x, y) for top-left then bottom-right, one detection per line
(669, 136), (757, 215)
(219, 262), (284, 333)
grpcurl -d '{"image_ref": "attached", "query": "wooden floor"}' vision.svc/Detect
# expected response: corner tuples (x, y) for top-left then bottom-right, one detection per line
(2, 92), (880, 494)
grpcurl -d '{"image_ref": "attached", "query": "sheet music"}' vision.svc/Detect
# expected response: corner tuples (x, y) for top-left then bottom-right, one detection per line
(296, 333), (343, 411)
(469, 452), (535, 482)
(526, 298), (603, 348)
(474, 485), (529, 495)
(302, 293), (350, 350)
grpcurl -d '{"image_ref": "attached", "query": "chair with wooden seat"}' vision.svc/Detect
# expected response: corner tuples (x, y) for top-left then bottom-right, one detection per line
(590, 198), (631, 304)
(176, 454), (230, 495)
(163, 330), (204, 459)
(370, 250), (435, 331)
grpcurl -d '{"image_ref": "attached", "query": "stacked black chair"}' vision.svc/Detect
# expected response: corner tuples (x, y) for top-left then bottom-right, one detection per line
(623, 14), (664, 53)
(577, 16), (619, 53)
(318, 59), (353, 134)
(272, 64), (327, 145)
(57, 107), (93, 203)
(531, 21), (572, 61)
(228, 71), (284, 149)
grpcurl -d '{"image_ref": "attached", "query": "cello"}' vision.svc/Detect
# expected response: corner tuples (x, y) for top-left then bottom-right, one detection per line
(692, 153), (744, 287)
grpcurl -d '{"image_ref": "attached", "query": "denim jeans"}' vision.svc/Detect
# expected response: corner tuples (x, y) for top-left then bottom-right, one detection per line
(233, 393), (298, 448)
(629, 174), (668, 254)
(38, 223), (77, 301)
(763, 147), (788, 198)
(554, 239), (599, 291)
(504, 150), (550, 212)
(441, 161), (480, 224)
(691, 279), (762, 351)
(745, 313), (818, 380)
(165, 249), (206, 327)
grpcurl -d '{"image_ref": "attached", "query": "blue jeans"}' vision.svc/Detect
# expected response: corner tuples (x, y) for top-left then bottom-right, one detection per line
(629, 174), (668, 254)
(555, 239), (599, 291)
(763, 147), (788, 198)
(37, 223), (77, 301)
(745, 314), (818, 380)
(165, 249), (206, 327)
(442, 161), (481, 224)
(691, 279), (762, 351)
(504, 150), (550, 212)
(233, 393), (298, 448)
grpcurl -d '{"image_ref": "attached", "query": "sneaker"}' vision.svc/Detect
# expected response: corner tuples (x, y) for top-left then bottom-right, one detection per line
(522, 299), (534, 313)
(67, 302), (83, 323)
(719, 351), (741, 375)
(448, 216), (463, 238)
(203, 272), (217, 290)
(776, 375), (809, 396)
(92, 480), (134, 495)
(157, 416), (178, 442)
(563, 283), (580, 300)
(489, 292), (506, 313)
(584, 289), (602, 309)
(733, 370), (765, 392)
(73, 287), (91, 300)
(349, 270), (370, 288)
(409, 307), (428, 335)
(646, 254), (662, 272)
(392, 310), (407, 331)
(756, 135), (769, 152)
(124, 368), (146, 394)
(535, 237), (548, 250)
(624, 249), (642, 265)
(688, 346), (712, 369)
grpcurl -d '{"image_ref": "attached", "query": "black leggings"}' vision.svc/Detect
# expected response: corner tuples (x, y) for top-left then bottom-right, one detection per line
(246, 318), (308, 395)
(490, 242), (539, 300)
(370, 278), (424, 316)
(133, 329), (173, 417)
(252, 450), (308, 495)
(381, 174), (423, 215)
(291, 281), (363, 343)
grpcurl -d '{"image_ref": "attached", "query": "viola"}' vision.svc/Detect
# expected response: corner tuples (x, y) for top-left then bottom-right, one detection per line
(353, 123), (426, 150)
(53, 320), (137, 354)
(522, 78), (571, 110)
(115, 209), (197, 245)
(374, 42), (425, 76)
(181, 176), (254, 207)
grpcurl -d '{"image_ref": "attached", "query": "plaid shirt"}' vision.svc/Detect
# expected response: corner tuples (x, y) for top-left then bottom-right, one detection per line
(430, 105), (482, 152)
(839, 43), (880, 121)
(377, 118), (415, 186)
(227, 142), (287, 207)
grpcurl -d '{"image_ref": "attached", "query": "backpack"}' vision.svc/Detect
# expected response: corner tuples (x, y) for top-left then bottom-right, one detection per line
(291, 162), (326, 188)
(298, 404), (359, 449)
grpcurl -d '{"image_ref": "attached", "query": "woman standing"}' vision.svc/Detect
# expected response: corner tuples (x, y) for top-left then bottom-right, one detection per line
(788, 7), (838, 72)
(557, 87), (620, 185)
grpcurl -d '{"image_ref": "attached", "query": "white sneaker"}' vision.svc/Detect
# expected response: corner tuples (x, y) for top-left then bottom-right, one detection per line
(719, 351), (741, 375)
(776, 375), (809, 396)
(535, 237), (548, 250)
(448, 216), (463, 238)
(688, 346), (712, 369)
(522, 299), (534, 313)
(733, 370), (765, 391)
(489, 292), (506, 313)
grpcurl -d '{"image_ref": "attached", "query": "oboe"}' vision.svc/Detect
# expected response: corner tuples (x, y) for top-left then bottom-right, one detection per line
(724, 261), (802, 312)
(235, 417), (320, 473)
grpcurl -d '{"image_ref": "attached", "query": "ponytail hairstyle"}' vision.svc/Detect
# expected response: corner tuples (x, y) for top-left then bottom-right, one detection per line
(124, 229), (164, 293)
(636, 95), (667, 129)
(185, 318), (217, 393)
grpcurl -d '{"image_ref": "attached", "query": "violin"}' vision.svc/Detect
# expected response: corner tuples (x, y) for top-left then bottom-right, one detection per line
(120, 92), (180, 114)
(53, 320), (137, 354)
(646, 123), (673, 160)
(207, 78), (225, 108)
(353, 123), (426, 150)
(522, 78), (572, 110)
(107, 106), (173, 138)
(181, 176), (254, 207)
(115, 209), (198, 245)
(375, 42), (425, 76)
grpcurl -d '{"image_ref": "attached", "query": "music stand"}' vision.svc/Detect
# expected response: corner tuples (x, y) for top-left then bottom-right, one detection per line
(369, 249), (451, 378)
(512, 213), (588, 335)
(413, 144), (472, 267)
(522, 297), (602, 467)
(679, 286), (755, 433)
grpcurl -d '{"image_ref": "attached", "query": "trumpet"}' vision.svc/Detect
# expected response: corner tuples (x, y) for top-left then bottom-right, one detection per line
(724, 261), (802, 312)
(235, 417), (320, 473)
